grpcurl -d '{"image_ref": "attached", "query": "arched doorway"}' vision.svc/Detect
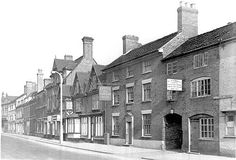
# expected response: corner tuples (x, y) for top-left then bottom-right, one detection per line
(165, 113), (182, 150)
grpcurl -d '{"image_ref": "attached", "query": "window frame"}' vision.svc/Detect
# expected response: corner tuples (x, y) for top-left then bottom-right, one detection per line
(226, 115), (235, 137)
(167, 61), (177, 75)
(126, 83), (134, 104)
(112, 113), (120, 136)
(193, 52), (208, 69)
(191, 77), (211, 98)
(142, 110), (152, 137)
(95, 116), (103, 137)
(199, 118), (214, 139)
(126, 66), (134, 78)
(112, 71), (119, 82)
(142, 78), (152, 102)
(112, 86), (120, 106)
(142, 60), (152, 74)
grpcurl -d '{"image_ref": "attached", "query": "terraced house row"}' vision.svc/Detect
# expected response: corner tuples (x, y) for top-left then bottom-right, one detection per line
(1, 2), (236, 157)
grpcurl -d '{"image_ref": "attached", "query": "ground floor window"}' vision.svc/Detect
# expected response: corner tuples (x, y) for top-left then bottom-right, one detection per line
(112, 116), (119, 136)
(81, 117), (88, 136)
(67, 119), (74, 133)
(200, 118), (214, 139)
(95, 116), (103, 137)
(74, 118), (80, 133)
(226, 115), (235, 136)
(142, 114), (151, 136)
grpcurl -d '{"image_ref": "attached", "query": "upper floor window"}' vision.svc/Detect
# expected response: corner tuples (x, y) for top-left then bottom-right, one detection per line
(191, 77), (211, 98)
(126, 83), (134, 104)
(193, 52), (208, 69)
(112, 72), (119, 82)
(112, 86), (119, 105)
(126, 66), (134, 78)
(142, 60), (152, 73)
(92, 94), (99, 110)
(142, 78), (152, 102)
(65, 101), (72, 110)
(75, 99), (82, 112)
(167, 61), (177, 75)
(200, 118), (214, 139)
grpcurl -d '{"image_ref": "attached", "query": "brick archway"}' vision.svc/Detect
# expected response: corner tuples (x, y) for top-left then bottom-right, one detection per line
(165, 113), (182, 150)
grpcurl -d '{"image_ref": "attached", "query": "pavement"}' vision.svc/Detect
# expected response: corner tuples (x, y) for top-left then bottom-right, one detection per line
(2, 133), (235, 160)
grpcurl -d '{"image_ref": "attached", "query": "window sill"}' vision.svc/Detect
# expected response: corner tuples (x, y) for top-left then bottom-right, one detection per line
(141, 135), (152, 138)
(193, 65), (208, 70)
(93, 137), (104, 140)
(112, 80), (119, 83)
(92, 108), (100, 111)
(223, 136), (236, 138)
(142, 71), (152, 75)
(112, 104), (119, 107)
(190, 95), (211, 99)
(126, 102), (134, 105)
(198, 138), (214, 141)
(126, 75), (134, 79)
(111, 135), (120, 137)
(142, 100), (152, 103)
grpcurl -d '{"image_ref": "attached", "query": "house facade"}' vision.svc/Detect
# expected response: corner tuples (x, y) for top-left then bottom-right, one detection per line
(162, 22), (236, 156)
(102, 2), (199, 149)
(1, 93), (17, 132)
(65, 65), (106, 143)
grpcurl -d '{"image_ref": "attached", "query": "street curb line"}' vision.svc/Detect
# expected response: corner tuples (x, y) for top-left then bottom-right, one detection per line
(3, 133), (113, 155)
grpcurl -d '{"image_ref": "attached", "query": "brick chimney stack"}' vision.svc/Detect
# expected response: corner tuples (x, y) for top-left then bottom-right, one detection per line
(82, 36), (94, 60)
(122, 35), (141, 54)
(37, 69), (44, 92)
(177, 1), (198, 38)
(64, 55), (73, 61)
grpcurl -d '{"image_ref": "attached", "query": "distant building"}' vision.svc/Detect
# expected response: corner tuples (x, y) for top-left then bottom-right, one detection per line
(1, 93), (17, 132)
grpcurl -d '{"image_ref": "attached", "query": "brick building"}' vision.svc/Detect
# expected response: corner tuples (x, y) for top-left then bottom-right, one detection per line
(65, 72), (90, 141)
(162, 22), (236, 156)
(64, 65), (106, 143)
(102, 2), (198, 149)
(45, 36), (97, 139)
(1, 93), (17, 132)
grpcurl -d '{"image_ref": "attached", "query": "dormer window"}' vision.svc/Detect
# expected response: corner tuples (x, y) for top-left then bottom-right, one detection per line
(142, 60), (152, 73)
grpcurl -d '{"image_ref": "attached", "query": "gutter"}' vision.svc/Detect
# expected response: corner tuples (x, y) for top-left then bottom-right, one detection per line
(102, 49), (161, 71)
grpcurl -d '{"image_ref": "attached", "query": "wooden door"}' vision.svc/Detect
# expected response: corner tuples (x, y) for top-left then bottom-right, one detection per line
(128, 122), (132, 144)
(190, 120), (199, 152)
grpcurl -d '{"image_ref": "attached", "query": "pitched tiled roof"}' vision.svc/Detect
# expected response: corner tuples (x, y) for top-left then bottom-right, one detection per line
(52, 59), (77, 72)
(103, 32), (178, 70)
(93, 65), (105, 76)
(163, 22), (236, 61)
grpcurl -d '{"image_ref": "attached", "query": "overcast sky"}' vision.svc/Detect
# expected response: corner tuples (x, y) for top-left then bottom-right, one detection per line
(0, 0), (236, 96)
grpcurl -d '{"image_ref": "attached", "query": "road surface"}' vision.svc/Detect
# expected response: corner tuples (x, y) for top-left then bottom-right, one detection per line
(1, 134), (119, 160)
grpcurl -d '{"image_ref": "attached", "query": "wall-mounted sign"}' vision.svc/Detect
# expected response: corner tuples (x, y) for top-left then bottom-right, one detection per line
(167, 79), (182, 91)
(99, 86), (111, 101)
